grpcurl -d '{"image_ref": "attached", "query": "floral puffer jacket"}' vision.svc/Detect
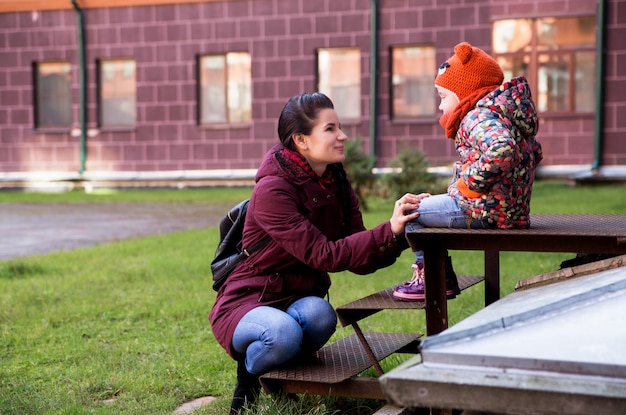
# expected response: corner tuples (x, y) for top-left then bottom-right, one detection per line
(448, 76), (543, 229)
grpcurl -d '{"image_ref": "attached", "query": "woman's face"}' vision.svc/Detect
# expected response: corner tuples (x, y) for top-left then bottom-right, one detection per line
(436, 86), (459, 115)
(297, 108), (347, 176)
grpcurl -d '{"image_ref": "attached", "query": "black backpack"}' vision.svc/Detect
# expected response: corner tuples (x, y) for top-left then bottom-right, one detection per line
(210, 199), (271, 291)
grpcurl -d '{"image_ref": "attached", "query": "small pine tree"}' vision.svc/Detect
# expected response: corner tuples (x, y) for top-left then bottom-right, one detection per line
(384, 144), (445, 200)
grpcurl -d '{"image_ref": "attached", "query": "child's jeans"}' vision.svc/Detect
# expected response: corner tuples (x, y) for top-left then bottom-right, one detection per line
(405, 193), (488, 232)
(231, 296), (337, 375)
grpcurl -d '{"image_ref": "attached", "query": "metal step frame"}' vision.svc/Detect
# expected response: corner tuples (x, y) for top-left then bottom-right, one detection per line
(259, 332), (420, 399)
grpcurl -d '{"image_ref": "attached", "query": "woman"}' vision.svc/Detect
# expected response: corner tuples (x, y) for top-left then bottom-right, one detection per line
(209, 92), (420, 414)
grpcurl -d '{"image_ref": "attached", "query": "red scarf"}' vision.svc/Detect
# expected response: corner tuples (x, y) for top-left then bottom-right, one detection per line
(439, 85), (500, 139)
(280, 147), (335, 188)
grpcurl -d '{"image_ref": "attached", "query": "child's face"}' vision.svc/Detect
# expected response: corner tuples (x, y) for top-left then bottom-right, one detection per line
(436, 86), (459, 115)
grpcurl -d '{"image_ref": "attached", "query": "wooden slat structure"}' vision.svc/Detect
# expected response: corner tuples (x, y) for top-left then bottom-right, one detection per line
(260, 332), (421, 400)
(259, 275), (484, 399)
(262, 214), (626, 413)
(406, 214), (626, 335)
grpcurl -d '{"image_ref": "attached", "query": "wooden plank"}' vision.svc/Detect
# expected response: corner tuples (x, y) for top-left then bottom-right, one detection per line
(261, 376), (387, 400)
(381, 361), (626, 415)
(515, 253), (626, 291)
(259, 332), (420, 399)
(260, 332), (420, 384)
(336, 275), (484, 327)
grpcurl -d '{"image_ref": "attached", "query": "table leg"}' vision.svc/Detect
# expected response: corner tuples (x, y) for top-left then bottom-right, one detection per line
(423, 247), (448, 335)
(484, 250), (500, 306)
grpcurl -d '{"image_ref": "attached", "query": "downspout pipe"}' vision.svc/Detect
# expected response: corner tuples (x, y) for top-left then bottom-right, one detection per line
(369, 0), (379, 167)
(71, 0), (87, 175)
(592, 0), (606, 172)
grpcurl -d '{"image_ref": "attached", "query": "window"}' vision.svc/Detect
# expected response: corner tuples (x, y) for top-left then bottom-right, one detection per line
(34, 61), (72, 128)
(391, 45), (436, 119)
(98, 59), (136, 127)
(317, 48), (361, 121)
(199, 52), (251, 125)
(493, 16), (596, 113)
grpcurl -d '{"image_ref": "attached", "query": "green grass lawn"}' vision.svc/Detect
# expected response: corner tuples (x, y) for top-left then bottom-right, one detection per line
(1, 180), (625, 414)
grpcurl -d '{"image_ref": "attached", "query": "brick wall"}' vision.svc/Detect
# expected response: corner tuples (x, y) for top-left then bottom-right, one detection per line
(603, 0), (626, 166)
(0, 0), (624, 176)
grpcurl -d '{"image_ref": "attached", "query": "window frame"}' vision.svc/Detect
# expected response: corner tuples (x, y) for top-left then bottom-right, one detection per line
(316, 47), (362, 123)
(33, 61), (73, 130)
(197, 51), (252, 128)
(492, 15), (596, 115)
(97, 58), (137, 130)
(390, 44), (438, 121)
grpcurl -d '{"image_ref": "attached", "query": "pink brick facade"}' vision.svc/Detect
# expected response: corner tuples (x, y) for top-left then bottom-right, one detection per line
(0, 0), (624, 179)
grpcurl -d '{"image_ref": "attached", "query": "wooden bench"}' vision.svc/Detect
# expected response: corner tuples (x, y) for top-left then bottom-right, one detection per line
(261, 214), (626, 405)
(259, 275), (484, 400)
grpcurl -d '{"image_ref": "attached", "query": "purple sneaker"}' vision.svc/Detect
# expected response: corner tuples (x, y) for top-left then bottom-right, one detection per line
(393, 263), (425, 300)
(393, 257), (461, 301)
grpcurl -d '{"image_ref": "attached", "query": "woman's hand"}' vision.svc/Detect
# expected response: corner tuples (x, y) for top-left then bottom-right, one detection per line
(389, 193), (430, 236)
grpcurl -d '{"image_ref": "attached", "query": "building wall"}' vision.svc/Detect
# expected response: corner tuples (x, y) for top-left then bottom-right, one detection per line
(0, 0), (624, 177)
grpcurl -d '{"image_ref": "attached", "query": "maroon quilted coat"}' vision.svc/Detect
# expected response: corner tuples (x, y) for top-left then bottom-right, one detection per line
(209, 143), (407, 357)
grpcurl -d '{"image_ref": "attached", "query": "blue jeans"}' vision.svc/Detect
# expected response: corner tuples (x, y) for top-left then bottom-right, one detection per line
(231, 296), (337, 375)
(405, 194), (487, 261)
(405, 193), (487, 231)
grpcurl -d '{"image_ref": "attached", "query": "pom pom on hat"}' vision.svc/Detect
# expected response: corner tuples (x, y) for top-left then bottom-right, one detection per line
(435, 42), (504, 101)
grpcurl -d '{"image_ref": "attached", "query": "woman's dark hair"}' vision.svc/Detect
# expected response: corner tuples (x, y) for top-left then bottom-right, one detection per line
(277, 92), (334, 151)
(277, 92), (351, 236)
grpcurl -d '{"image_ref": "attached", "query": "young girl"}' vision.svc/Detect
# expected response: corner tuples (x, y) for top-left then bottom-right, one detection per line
(394, 42), (543, 301)
(209, 92), (419, 414)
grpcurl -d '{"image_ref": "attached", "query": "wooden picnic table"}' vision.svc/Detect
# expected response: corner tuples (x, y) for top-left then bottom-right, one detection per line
(261, 213), (626, 411)
(407, 213), (626, 336)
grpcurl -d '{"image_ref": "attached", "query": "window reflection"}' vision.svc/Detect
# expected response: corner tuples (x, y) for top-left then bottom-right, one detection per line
(318, 48), (361, 120)
(99, 59), (136, 127)
(493, 15), (595, 113)
(391, 46), (436, 119)
(538, 53), (570, 112)
(199, 52), (251, 125)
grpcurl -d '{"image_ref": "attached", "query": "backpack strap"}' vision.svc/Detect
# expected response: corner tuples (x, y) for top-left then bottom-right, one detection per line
(242, 235), (271, 257)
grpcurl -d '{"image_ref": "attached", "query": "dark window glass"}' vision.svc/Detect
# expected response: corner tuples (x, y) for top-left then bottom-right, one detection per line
(35, 62), (72, 128)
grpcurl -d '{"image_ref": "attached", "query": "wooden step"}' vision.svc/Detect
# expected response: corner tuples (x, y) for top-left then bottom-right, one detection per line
(259, 332), (421, 400)
(336, 274), (484, 327)
(373, 404), (429, 415)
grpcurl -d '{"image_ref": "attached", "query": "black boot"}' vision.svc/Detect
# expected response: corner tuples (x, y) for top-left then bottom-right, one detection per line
(445, 255), (461, 299)
(229, 358), (260, 415)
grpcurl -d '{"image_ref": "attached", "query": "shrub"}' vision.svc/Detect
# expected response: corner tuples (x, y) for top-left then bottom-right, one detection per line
(383, 144), (446, 199)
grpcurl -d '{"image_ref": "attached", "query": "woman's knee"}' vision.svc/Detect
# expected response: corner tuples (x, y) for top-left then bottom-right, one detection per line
(233, 306), (303, 355)
(287, 297), (337, 350)
(288, 297), (336, 330)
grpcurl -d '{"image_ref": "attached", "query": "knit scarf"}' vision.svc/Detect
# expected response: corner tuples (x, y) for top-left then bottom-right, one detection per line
(279, 147), (335, 188)
(439, 85), (500, 139)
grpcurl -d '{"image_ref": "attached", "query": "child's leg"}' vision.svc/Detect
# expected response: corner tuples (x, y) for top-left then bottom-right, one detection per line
(405, 193), (467, 231)
(405, 193), (467, 269)
(395, 194), (470, 301)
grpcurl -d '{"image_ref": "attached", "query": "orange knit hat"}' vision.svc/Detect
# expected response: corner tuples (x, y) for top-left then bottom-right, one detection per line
(434, 42), (504, 101)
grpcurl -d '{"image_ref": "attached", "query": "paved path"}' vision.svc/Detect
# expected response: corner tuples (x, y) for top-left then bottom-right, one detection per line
(0, 203), (227, 261)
